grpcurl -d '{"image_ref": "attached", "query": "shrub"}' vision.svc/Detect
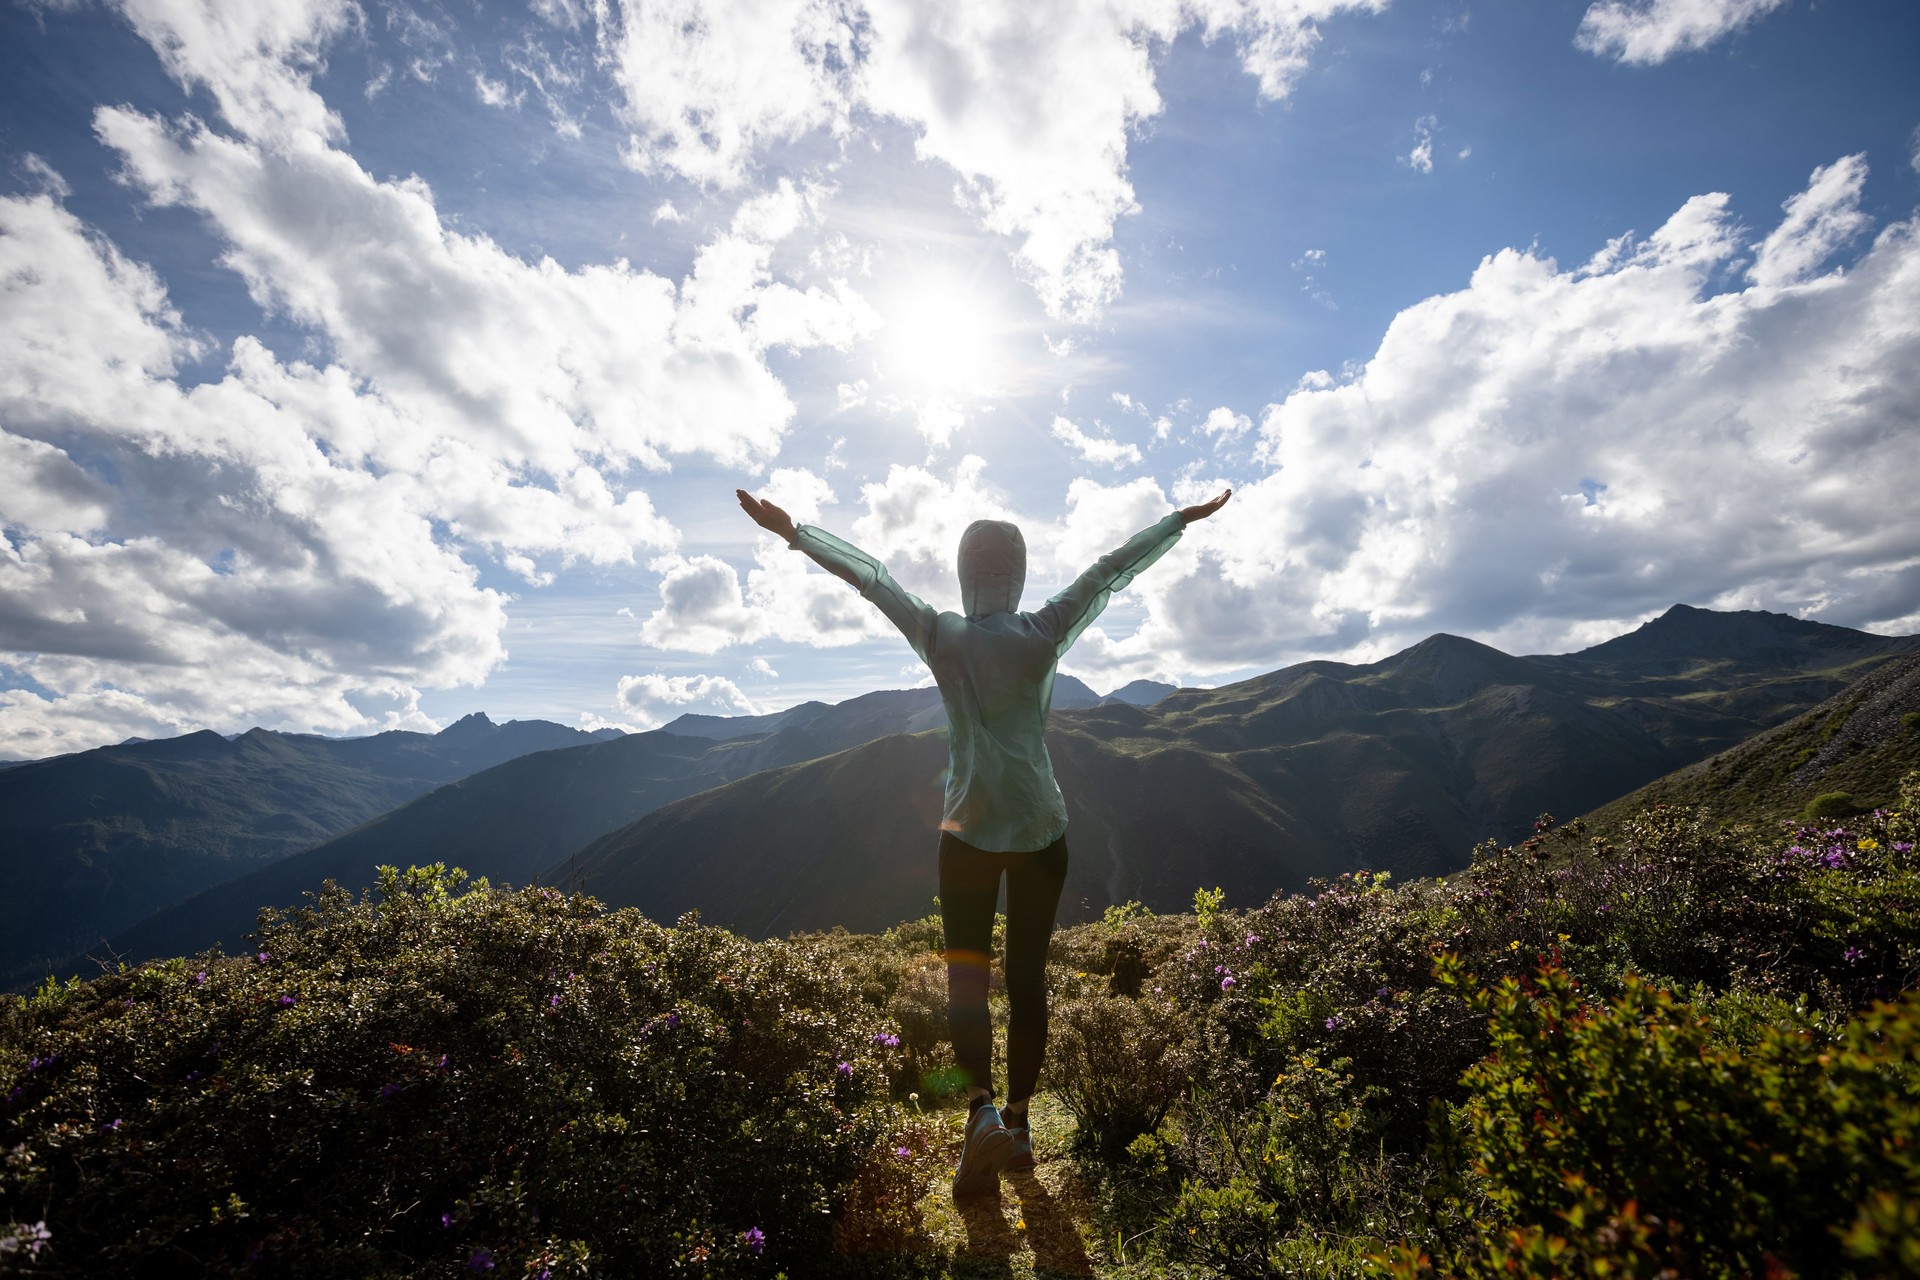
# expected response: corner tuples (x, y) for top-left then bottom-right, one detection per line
(1045, 992), (1191, 1158)
(1805, 791), (1859, 821)
(1388, 956), (1920, 1277)
(0, 867), (916, 1278)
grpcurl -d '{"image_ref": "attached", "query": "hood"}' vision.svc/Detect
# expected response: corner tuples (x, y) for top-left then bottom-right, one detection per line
(957, 519), (1026, 617)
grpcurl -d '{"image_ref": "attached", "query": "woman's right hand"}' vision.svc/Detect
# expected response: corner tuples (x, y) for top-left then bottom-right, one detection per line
(1180, 488), (1232, 524)
(736, 489), (798, 543)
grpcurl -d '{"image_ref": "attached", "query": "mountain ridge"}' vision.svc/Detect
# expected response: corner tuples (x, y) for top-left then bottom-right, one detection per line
(1, 714), (621, 987)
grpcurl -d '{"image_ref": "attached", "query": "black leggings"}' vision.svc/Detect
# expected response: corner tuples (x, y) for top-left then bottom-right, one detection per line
(938, 830), (1069, 1106)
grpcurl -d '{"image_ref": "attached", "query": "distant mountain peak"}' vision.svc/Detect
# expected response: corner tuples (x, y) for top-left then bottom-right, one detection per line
(1574, 604), (1898, 668)
(437, 712), (497, 739)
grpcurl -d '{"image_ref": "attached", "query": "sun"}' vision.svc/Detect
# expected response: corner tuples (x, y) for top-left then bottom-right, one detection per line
(874, 270), (1010, 400)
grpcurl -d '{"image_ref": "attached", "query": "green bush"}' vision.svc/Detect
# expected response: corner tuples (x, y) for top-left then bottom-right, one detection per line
(1044, 992), (1192, 1158)
(1383, 956), (1920, 1277)
(1805, 791), (1859, 821)
(0, 866), (918, 1278)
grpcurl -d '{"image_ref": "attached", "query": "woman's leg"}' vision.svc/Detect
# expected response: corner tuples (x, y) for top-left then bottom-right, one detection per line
(1002, 833), (1069, 1108)
(938, 832), (1004, 1099)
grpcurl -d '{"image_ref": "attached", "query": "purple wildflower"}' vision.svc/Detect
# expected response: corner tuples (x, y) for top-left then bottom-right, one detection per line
(665, 1011), (680, 1029)
(548, 993), (562, 1008)
(1376, 986), (1391, 998)
(379, 1082), (405, 1101)
(256, 952), (270, 964)
(836, 1061), (853, 1079)
(1845, 946), (1866, 963)
(466, 1247), (494, 1271)
(1895, 842), (1914, 854)
(1325, 1015), (1343, 1031)
(873, 1032), (900, 1048)
(1822, 850), (1845, 869)
(276, 994), (297, 1010)
(436, 1054), (448, 1070)
(895, 1146), (912, 1159)
(1244, 934), (1261, 947)
(441, 1213), (454, 1229)
(1220, 974), (1236, 992)
(10, 1221), (50, 1258)
(194, 971), (208, 986)
(99, 1117), (121, 1132)
(742, 1227), (766, 1256)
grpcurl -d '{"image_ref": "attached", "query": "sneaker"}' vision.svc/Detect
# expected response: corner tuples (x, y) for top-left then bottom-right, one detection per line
(1005, 1121), (1035, 1172)
(951, 1103), (1014, 1199)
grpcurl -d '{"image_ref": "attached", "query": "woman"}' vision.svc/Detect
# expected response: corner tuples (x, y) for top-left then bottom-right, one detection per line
(735, 485), (1231, 1197)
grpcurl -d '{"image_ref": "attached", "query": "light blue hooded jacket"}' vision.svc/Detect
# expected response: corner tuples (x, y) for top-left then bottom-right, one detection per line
(789, 512), (1186, 853)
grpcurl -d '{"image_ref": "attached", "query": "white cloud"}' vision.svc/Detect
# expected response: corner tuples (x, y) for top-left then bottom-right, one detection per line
(1575, 0), (1789, 65)
(1104, 157), (1920, 672)
(615, 671), (758, 728)
(1198, 406), (1252, 443)
(0, 7), (877, 756)
(651, 199), (684, 224)
(758, 466), (837, 525)
(596, 0), (1387, 321)
(598, 0), (859, 187)
(474, 71), (515, 107)
(1404, 114), (1435, 173)
(746, 656), (779, 678)
(1050, 415), (1143, 469)
(915, 401), (965, 448)
(1747, 152), (1869, 288)
(113, 0), (362, 144)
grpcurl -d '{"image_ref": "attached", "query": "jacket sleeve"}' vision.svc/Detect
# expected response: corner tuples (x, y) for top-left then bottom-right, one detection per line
(1035, 512), (1185, 657)
(790, 525), (938, 664)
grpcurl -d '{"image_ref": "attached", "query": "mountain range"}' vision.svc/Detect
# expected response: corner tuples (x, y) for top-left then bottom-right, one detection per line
(555, 607), (1918, 937)
(22, 605), (1917, 982)
(0, 714), (617, 988)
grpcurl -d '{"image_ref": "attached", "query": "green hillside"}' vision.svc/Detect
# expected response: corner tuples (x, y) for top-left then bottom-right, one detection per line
(4, 772), (1914, 1277)
(1583, 651), (1920, 836)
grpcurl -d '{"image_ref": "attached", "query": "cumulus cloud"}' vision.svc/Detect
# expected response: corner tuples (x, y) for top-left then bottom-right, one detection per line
(1747, 152), (1869, 288)
(1050, 415), (1143, 468)
(597, 0), (1388, 320)
(614, 671), (759, 728)
(597, 0), (860, 187)
(1106, 156), (1920, 672)
(1575, 0), (1789, 65)
(1198, 406), (1252, 443)
(0, 4), (876, 756)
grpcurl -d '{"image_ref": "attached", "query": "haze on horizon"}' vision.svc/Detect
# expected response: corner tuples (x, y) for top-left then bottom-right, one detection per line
(1, 0), (1917, 761)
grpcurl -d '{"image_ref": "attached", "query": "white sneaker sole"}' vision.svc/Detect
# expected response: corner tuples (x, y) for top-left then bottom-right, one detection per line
(951, 1125), (1015, 1199)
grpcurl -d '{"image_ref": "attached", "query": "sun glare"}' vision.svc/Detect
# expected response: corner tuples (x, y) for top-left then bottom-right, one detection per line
(875, 272), (1010, 399)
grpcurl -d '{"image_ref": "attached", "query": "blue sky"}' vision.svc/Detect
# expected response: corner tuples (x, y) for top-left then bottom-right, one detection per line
(1, 0), (1917, 756)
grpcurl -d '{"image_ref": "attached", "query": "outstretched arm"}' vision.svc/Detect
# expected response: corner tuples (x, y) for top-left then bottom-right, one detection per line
(735, 489), (937, 662)
(1037, 489), (1231, 656)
